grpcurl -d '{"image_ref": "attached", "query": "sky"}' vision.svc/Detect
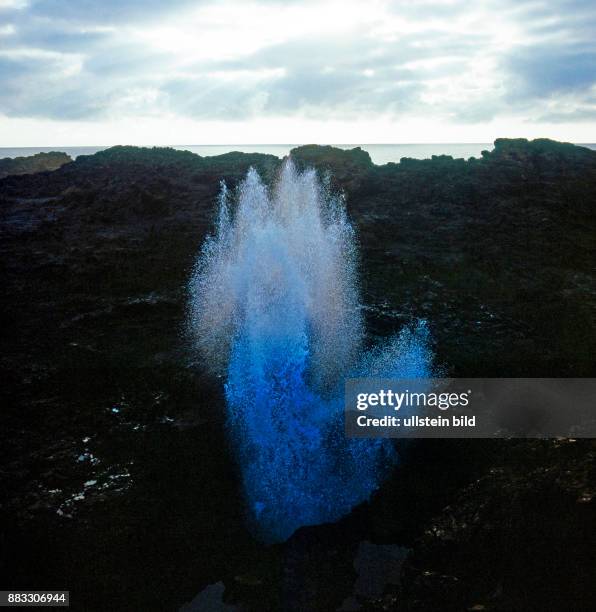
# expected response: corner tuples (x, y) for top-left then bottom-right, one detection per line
(0, 0), (595, 145)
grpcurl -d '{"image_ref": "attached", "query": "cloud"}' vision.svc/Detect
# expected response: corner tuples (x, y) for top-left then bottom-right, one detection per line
(0, 0), (595, 130)
(13, 0), (201, 24)
(507, 45), (596, 98)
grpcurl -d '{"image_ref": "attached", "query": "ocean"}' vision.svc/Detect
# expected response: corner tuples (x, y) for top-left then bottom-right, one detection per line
(1, 143), (596, 166)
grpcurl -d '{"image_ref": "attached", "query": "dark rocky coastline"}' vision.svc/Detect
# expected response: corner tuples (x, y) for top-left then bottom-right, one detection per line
(1, 140), (595, 611)
(0, 151), (72, 179)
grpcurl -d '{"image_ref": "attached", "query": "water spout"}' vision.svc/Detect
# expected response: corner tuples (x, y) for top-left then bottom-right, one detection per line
(188, 159), (433, 542)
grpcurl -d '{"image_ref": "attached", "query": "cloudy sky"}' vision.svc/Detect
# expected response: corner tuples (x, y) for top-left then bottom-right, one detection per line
(0, 0), (595, 145)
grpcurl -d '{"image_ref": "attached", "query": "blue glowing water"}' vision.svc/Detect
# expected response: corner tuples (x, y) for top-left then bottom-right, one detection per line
(188, 160), (433, 542)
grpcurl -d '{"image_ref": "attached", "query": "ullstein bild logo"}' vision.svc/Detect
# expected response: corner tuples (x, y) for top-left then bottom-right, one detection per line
(345, 378), (596, 438)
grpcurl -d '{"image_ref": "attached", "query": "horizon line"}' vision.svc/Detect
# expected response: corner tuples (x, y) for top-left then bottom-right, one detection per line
(2, 140), (595, 149)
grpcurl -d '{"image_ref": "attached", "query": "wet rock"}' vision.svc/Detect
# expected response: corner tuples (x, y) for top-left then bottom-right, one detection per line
(180, 582), (238, 612)
(400, 439), (596, 611)
(339, 541), (408, 611)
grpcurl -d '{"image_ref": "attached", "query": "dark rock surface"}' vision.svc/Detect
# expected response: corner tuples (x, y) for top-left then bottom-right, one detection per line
(291, 144), (373, 191)
(1, 140), (595, 611)
(399, 439), (596, 611)
(0, 151), (71, 179)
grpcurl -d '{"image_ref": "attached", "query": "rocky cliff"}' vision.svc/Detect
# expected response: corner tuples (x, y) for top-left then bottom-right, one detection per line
(0, 151), (71, 179)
